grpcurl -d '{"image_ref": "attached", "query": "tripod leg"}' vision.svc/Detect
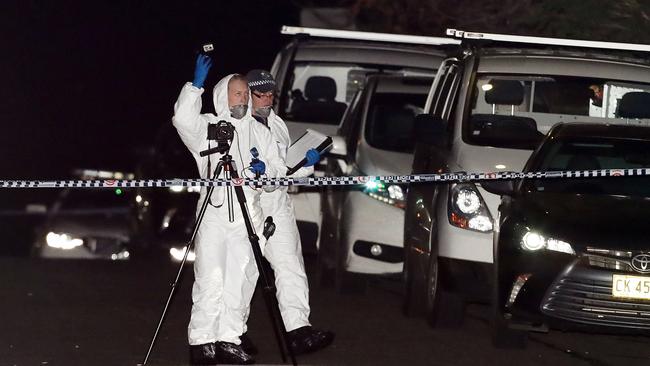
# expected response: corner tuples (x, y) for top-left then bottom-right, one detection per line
(141, 162), (224, 366)
(226, 161), (298, 366)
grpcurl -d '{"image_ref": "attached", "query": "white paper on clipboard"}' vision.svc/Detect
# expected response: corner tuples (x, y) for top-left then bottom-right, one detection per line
(286, 129), (333, 174)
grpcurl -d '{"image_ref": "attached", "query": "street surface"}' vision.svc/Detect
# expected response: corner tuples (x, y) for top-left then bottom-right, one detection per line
(2, 256), (650, 366)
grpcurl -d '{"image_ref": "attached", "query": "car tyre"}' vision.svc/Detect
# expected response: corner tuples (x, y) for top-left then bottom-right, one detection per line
(425, 254), (465, 328)
(402, 246), (426, 317)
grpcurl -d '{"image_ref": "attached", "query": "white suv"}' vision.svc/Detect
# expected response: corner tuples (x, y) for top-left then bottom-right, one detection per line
(270, 26), (457, 252)
(403, 30), (650, 325)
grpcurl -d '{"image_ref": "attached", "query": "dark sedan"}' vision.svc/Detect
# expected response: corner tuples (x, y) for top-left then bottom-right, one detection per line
(483, 122), (650, 347)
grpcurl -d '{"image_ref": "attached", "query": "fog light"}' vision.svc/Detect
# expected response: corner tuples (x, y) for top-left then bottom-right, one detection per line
(507, 273), (531, 307)
(370, 244), (383, 257)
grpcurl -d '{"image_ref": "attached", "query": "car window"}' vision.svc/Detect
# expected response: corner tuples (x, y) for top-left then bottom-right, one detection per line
(58, 189), (132, 210)
(524, 138), (650, 196)
(278, 62), (378, 125)
(466, 75), (650, 149)
(364, 92), (427, 153)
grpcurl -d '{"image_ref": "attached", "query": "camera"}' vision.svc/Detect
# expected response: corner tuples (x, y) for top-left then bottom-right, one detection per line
(199, 42), (214, 56)
(208, 120), (235, 142)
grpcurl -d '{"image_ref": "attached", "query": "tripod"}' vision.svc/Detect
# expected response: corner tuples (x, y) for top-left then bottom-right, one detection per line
(142, 142), (297, 366)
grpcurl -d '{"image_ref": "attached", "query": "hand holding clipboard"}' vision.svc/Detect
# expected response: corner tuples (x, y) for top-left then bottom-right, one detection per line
(286, 129), (333, 175)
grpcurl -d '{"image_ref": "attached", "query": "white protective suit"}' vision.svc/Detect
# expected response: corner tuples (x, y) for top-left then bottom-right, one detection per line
(172, 75), (284, 346)
(257, 110), (314, 332)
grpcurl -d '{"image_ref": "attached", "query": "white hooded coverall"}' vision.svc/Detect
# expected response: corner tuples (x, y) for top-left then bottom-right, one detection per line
(257, 110), (314, 332)
(173, 75), (284, 346)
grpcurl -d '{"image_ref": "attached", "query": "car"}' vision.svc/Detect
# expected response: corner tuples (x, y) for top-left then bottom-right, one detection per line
(319, 73), (433, 291)
(482, 116), (650, 347)
(271, 26), (457, 251)
(403, 29), (650, 326)
(32, 170), (135, 260)
(131, 124), (200, 262)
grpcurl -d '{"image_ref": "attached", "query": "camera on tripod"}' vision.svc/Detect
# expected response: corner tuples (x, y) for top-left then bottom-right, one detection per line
(208, 120), (235, 143)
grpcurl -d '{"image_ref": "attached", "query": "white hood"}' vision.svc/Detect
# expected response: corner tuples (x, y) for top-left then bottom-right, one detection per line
(454, 143), (532, 173)
(212, 74), (253, 124)
(356, 143), (414, 176)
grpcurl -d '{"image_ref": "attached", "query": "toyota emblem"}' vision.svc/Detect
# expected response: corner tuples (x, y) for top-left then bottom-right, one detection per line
(631, 253), (650, 273)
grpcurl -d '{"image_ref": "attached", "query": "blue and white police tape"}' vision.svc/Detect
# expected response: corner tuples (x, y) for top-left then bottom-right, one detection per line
(0, 168), (647, 189)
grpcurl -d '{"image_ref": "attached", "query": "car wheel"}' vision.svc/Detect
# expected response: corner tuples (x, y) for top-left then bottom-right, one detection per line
(425, 254), (465, 328)
(402, 246), (425, 317)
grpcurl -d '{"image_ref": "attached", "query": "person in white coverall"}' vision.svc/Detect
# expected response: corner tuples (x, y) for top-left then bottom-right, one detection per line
(242, 69), (335, 355)
(173, 55), (284, 365)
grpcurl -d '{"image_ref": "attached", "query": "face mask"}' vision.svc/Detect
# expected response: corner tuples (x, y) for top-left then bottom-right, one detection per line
(230, 104), (248, 119)
(254, 105), (272, 118)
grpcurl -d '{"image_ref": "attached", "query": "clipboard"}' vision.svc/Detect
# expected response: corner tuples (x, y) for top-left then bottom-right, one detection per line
(286, 129), (333, 175)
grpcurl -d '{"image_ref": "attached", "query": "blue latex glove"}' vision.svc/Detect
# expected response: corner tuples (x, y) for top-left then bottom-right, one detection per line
(304, 148), (321, 167)
(251, 160), (266, 175)
(192, 54), (212, 88)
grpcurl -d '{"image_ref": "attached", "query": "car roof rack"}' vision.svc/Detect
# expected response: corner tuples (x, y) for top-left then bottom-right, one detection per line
(281, 25), (461, 46)
(446, 29), (650, 52)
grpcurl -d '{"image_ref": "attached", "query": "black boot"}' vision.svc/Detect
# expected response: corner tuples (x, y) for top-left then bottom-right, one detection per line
(189, 343), (219, 365)
(240, 332), (259, 355)
(214, 341), (255, 364)
(287, 326), (335, 355)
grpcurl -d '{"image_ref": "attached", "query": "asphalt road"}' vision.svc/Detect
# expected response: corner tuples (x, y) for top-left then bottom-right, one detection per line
(2, 255), (650, 366)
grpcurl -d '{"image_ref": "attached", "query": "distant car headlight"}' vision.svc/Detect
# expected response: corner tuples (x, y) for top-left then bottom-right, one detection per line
(46, 232), (83, 250)
(520, 230), (575, 255)
(170, 246), (195, 262)
(169, 186), (201, 193)
(448, 183), (493, 232)
(362, 180), (406, 209)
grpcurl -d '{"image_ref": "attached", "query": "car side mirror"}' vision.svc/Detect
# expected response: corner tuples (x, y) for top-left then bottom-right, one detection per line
(481, 180), (515, 196)
(413, 114), (446, 148)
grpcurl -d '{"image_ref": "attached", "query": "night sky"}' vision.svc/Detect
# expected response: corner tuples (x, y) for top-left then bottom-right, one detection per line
(0, 1), (299, 179)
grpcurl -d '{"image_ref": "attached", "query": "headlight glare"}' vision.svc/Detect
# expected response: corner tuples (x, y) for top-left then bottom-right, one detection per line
(46, 232), (84, 250)
(520, 229), (575, 255)
(521, 232), (545, 251)
(455, 189), (481, 214)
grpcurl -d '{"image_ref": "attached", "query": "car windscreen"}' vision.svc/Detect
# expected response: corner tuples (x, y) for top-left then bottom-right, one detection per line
(466, 75), (650, 149)
(279, 62), (379, 125)
(58, 188), (132, 211)
(524, 138), (650, 197)
(364, 92), (427, 153)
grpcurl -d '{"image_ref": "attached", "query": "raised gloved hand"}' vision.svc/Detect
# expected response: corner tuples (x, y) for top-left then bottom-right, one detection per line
(304, 148), (321, 167)
(251, 160), (266, 175)
(192, 54), (212, 88)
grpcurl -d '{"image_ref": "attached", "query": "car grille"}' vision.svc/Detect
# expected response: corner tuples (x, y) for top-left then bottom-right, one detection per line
(84, 237), (124, 254)
(541, 263), (650, 329)
(585, 247), (636, 273)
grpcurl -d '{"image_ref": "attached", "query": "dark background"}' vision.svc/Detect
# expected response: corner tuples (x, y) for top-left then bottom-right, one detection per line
(0, 1), (300, 179)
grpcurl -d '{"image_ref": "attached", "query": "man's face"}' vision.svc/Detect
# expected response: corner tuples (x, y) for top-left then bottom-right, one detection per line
(251, 90), (275, 109)
(228, 79), (249, 107)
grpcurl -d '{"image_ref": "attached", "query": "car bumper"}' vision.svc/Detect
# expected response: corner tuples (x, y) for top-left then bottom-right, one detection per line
(503, 252), (650, 332)
(341, 192), (404, 275)
(438, 220), (494, 263)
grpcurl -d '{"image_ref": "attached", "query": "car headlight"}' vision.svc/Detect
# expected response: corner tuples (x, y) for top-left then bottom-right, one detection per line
(170, 246), (196, 262)
(362, 180), (406, 209)
(520, 230), (575, 255)
(448, 183), (493, 232)
(46, 232), (84, 250)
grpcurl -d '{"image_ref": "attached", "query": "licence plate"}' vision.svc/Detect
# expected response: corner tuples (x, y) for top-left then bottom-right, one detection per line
(612, 274), (650, 300)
